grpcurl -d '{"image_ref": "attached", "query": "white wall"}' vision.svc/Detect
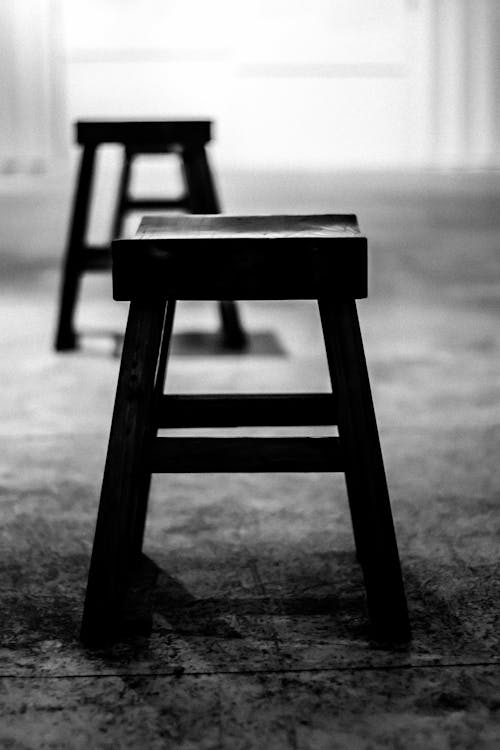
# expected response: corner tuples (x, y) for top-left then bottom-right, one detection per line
(62, 0), (413, 170)
(410, 0), (500, 168)
(0, 0), (65, 173)
(1, 1), (499, 173)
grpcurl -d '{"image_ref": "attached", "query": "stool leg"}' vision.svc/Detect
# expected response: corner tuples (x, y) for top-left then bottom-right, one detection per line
(111, 148), (132, 240)
(318, 298), (411, 641)
(54, 145), (97, 351)
(218, 300), (247, 350)
(130, 299), (177, 561)
(181, 146), (247, 350)
(181, 144), (220, 214)
(81, 297), (169, 646)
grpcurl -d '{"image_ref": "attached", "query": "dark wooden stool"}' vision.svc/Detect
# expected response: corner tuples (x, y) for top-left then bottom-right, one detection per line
(81, 214), (411, 646)
(54, 120), (246, 351)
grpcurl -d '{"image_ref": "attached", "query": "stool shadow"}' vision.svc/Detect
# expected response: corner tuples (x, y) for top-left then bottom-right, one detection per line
(74, 329), (287, 359)
(72, 329), (124, 359)
(119, 552), (492, 662)
(154, 578), (348, 638)
(70, 554), (492, 668)
(122, 552), (366, 644)
(171, 330), (286, 357)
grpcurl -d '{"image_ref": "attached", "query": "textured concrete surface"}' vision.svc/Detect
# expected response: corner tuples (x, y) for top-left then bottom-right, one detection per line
(0, 172), (499, 747)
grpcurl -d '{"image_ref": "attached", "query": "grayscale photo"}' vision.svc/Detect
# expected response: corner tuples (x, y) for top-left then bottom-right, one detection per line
(0, 1), (499, 747)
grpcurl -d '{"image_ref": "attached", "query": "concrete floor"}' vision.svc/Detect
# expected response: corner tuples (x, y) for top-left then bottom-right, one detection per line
(0, 170), (499, 748)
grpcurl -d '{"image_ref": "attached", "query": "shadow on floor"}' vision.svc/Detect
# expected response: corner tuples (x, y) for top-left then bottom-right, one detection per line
(72, 329), (287, 359)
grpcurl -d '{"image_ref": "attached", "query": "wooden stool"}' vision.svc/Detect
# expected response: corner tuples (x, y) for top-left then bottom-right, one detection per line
(81, 214), (411, 646)
(54, 120), (246, 351)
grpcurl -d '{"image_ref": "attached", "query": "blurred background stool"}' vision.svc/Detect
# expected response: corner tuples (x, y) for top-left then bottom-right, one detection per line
(80, 213), (411, 647)
(54, 119), (246, 352)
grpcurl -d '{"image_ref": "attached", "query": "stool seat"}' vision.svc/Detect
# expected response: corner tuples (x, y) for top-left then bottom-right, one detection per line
(76, 119), (211, 147)
(113, 214), (368, 300)
(81, 213), (410, 647)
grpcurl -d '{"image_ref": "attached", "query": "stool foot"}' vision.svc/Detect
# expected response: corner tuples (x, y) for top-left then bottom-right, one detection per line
(81, 553), (159, 647)
(55, 328), (78, 352)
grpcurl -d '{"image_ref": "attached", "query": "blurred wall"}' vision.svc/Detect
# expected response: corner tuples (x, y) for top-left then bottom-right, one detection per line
(61, 0), (500, 171)
(63, 0), (409, 170)
(1, 1), (500, 266)
(0, 0), (65, 173)
(1, 1), (500, 175)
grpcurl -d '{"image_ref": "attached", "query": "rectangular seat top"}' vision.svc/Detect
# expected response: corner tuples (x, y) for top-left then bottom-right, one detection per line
(76, 120), (212, 146)
(112, 214), (367, 301)
(136, 214), (361, 242)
